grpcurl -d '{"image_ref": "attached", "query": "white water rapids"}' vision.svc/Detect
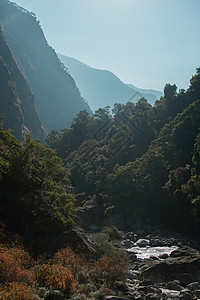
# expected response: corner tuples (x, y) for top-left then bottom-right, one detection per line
(127, 245), (177, 259)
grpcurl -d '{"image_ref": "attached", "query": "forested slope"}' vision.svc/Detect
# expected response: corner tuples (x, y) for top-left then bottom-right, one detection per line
(47, 68), (200, 233)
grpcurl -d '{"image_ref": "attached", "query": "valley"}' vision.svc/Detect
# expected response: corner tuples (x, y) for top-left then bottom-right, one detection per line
(0, 0), (200, 299)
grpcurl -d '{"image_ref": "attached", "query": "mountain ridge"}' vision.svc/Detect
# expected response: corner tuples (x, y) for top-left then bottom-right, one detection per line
(0, 0), (92, 133)
(58, 53), (163, 111)
(0, 24), (44, 140)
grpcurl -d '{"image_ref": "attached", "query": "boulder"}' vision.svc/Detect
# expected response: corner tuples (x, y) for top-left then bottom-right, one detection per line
(134, 239), (150, 247)
(170, 246), (199, 258)
(76, 204), (105, 230)
(34, 228), (97, 257)
(122, 239), (134, 248)
(128, 252), (138, 262)
(165, 281), (183, 291)
(186, 281), (200, 291)
(104, 297), (129, 300)
(150, 256), (158, 260)
(126, 269), (139, 280)
(145, 293), (158, 300)
(44, 290), (66, 299)
(179, 273), (194, 286)
(140, 279), (154, 286)
(195, 290), (200, 298)
(150, 238), (165, 247)
(123, 232), (137, 242)
(56, 229), (97, 257)
(179, 291), (193, 300)
(160, 288), (180, 298)
(139, 247), (200, 283)
(159, 254), (169, 259)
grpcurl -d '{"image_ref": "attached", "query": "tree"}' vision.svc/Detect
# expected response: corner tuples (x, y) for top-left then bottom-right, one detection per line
(164, 84), (177, 100)
(94, 106), (111, 119)
(0, 131), (76, 243)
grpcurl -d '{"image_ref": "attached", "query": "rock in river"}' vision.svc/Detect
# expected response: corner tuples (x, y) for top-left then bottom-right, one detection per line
(139, 246), (200, 283)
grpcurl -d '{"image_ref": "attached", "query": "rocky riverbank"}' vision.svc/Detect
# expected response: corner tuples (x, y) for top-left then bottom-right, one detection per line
(105, 230), (200, 300)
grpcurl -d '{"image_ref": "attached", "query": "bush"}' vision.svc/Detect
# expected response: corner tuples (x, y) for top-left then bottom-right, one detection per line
(0, 235), (128, 299)
(102, 226), (123, 241)
(94, 250), (128, 283)
(53, 247), (85, 273)
(0, 245), (34, 283)
(0, 282), (36, 300)
(89, 233), (113, 255)
(33, 263), (75, 296)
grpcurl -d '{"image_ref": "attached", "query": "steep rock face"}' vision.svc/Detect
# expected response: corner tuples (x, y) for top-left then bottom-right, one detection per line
(0, 0), (92, 132)
(0, 25), (44, 140)
(0, 55), (24, 140)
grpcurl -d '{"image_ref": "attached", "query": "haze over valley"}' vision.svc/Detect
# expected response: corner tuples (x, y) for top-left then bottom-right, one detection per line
(58, 53), (163, 112)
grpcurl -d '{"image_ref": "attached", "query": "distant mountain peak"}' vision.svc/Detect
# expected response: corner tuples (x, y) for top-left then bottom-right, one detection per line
(58, 53), (163, 111)
(58, 54), (91, 70)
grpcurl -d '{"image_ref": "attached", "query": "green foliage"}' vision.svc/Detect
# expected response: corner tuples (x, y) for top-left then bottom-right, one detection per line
(89, 232), (113, 255)
(0, 131), (76, 244)
(1, 62), (200, 272)
(102, 226), (123, 241)
(0, 130), (23, 180)
(108, 99), (200, 227)
(43, 67), (200, 233)
(89, 226), (124, 256)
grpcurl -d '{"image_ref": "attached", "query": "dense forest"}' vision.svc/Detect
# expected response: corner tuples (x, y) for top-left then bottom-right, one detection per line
(1, 68), (199, 241)
(46, 67), (200, 234)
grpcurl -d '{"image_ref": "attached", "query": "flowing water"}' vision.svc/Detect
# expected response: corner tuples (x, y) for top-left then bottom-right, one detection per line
(127, 245), (177, 259)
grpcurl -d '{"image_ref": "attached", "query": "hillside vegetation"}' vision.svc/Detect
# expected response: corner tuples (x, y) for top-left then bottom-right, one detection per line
(47, 67), (200, 233)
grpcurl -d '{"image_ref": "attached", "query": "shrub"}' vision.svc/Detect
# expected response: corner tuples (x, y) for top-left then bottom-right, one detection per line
(0, 282), (36, 300)
(53, 247), (85, 273)
(4, 246), (34, 269)
(76, 267), (91, 284)
(102, 226), (123, 241)
(89, 233), (113, 255)
(94, 250), (128, 283)
(33, 263), (75, 296)
(0, 246), (34, 283)
(89, 226), (123, 256)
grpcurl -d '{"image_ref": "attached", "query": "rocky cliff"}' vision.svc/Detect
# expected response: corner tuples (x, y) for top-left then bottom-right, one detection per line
(0, 0), (92, 132)
(0, 25), (44, 140)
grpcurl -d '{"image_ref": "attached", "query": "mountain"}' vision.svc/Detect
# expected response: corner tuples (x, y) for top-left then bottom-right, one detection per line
(58, 53), (162, 111)
(0, 0), (92, 132)
(127, 84), (163, 104)
(0, 25), (44, 141)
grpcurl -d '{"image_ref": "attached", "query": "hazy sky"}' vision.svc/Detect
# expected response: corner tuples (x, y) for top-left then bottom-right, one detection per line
(13, 0), (200, 91)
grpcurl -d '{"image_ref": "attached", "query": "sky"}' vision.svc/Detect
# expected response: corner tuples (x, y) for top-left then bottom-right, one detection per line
(13, 0), (200, 92)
